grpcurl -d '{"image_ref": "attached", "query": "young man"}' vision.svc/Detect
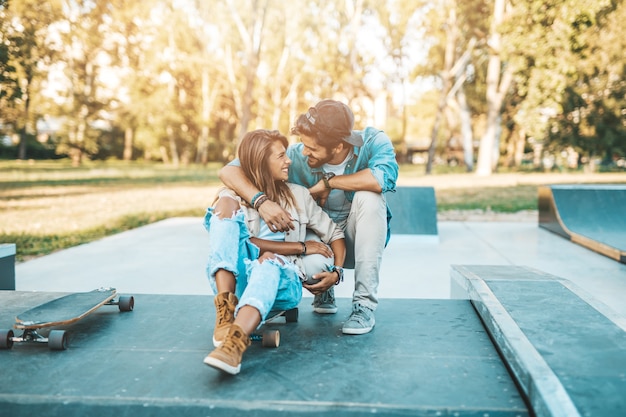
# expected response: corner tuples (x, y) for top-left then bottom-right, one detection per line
(219, 99), (398, 335)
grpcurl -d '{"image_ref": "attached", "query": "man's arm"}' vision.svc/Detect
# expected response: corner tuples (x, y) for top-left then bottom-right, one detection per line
(218, 164), (294, 231)
(309, 168), (381, 206)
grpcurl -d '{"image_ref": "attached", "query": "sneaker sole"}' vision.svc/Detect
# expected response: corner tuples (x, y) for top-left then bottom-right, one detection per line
(342, 324), (374, 335)
(313, 307), (337, 314)
(203, 355), (240, 375)
(313, 306), (338, 314)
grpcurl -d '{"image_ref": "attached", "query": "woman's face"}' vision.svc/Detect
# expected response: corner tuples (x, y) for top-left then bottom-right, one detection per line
(267, 140), (291, 181)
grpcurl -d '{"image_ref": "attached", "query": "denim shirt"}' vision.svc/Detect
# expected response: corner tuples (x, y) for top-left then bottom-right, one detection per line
(227, 127), (399, 240)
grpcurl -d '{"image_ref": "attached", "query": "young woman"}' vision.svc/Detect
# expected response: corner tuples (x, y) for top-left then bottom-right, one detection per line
(203, 129), (345, 375)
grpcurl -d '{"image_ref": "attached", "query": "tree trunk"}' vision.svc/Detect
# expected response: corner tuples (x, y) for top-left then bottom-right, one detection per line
(475, 0), (511, 176)
(456, 86), (474, 171)
(123, 127), (133, 161)
(17, 79), (32, 160)
(167, 126), (179, 167)
(426, 6), (458, 175)
(196, 69), (211, 165)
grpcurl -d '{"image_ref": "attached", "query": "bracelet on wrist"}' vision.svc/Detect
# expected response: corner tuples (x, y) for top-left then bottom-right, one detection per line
(299, 241), (306, 255)
(250, 191), (265, 207)
(254, 195), (269, 210)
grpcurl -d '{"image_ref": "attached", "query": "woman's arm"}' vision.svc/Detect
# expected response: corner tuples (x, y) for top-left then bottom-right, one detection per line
(219, 164), (294, 232)
(249, 237), (333, 258)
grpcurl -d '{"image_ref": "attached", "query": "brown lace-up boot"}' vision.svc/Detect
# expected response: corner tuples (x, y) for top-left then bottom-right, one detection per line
(213, 292), (238, 347)
(203, 323), (251, 375)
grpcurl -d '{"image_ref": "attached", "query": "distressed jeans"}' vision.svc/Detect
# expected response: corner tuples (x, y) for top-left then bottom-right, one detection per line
(204, 208), (302, 324)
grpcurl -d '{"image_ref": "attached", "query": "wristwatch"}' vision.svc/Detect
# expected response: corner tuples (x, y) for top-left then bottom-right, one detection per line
(330, 265), (344, 284)
(322, 172), (335, 190)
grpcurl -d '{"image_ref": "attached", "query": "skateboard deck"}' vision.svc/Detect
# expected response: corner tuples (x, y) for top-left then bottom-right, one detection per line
(1, 288), (134, 350)
(250, 307), (298, 348)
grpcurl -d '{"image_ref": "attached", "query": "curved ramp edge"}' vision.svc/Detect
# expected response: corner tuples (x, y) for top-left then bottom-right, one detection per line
(538, 185), (626, 263)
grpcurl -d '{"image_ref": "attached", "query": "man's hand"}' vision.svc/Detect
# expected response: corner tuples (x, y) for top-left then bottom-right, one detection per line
(303, 270), (339, 295)
(309, 179), (331, 207)
(258, 200), (295, 232)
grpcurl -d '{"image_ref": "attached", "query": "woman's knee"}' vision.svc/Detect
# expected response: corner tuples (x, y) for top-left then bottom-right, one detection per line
(258, 251), (281, 264)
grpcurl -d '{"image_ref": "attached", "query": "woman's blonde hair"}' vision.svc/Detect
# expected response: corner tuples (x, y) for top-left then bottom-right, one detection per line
(238, 129), (296, 209)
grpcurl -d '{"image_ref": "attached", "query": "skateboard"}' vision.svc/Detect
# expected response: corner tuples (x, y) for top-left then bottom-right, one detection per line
(250, 307), (298, 348)
(0, 288), (134, 351)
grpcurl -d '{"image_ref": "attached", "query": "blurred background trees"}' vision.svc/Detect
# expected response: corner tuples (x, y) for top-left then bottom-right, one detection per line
(0, 0), (624, 173)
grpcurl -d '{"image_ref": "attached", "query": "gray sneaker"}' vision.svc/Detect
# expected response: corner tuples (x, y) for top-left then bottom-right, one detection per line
(342, 303), (375, 334)
(312, 288), (337, 314)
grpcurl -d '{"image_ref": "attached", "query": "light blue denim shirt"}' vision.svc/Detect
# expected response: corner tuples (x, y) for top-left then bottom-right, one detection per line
(227, 127), (399, 240)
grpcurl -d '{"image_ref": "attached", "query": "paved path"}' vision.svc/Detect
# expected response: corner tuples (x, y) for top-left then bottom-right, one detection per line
(15, 217), (626, 318)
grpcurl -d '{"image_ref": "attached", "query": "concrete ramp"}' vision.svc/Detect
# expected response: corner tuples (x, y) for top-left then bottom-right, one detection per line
(452, 265), (626, 417)
(538, 184), (626, 263)
(387, 186), (438, 238)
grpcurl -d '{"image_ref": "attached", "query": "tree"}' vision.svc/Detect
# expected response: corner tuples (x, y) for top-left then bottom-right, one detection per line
(0, 0), (21, 134)
(3, 0), (62, 159)
(494, 0), (614, 172)
(547, 1), (626, 167)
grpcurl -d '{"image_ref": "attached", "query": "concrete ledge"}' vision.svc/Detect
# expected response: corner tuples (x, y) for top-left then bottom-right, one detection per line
(387, 186), (438, 237)
(451, 264), (626, 417)
(0, 243), (16, 291)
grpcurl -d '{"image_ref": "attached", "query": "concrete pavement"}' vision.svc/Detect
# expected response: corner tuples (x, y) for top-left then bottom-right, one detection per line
(14, 216), (626, 318)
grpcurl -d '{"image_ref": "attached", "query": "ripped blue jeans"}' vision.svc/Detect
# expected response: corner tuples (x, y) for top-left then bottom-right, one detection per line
(204, 208), (302, 324)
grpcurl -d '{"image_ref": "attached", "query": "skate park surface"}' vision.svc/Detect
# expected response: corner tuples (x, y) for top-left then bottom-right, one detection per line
(2, 185), (626, 416)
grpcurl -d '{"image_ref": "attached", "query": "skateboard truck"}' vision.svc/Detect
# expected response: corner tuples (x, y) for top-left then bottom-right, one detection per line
(2, 329), (68, 350)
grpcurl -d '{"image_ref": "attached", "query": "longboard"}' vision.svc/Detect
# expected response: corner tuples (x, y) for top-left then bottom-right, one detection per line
(0, 288), (134, 350)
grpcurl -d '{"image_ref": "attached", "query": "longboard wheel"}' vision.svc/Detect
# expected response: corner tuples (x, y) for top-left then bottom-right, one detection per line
(118, 295), (134, 312)
(261, 330), (280, 348)
(48, 330), (68, 350)
(0, 329), (14, 350)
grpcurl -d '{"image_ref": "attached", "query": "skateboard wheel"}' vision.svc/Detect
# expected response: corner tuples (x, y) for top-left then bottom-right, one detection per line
(262, 330), (280, 348)
(0, 329), (14, 350)
(118, 295), (134, 312)
(284, 308), (298, 323)
(48, 330), (68, 350)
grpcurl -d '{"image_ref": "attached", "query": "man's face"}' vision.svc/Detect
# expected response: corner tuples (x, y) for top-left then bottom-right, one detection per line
(299, 134), (334, 168)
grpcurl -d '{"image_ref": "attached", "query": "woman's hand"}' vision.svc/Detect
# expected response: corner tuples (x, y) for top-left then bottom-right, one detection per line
(302, 240), (333, 258)
(258, 200), (294, 232)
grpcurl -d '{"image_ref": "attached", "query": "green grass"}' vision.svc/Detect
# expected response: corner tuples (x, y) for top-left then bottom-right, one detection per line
(436, 185), (537, 212)
(2, 159), (625, 261)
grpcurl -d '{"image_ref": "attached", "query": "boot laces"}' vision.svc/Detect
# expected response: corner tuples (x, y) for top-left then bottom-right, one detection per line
(216, 297), (234, 325)
(221, 328), (248, 354)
